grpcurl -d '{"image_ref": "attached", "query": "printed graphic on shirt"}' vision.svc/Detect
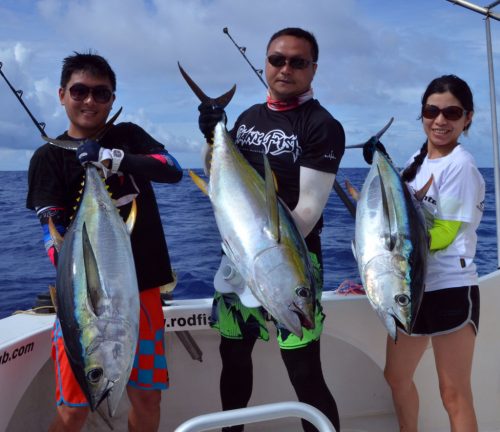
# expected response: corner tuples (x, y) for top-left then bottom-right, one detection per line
(324, 151), (338, 161)
(477, 200), (485, 213)
(236, 124), (301, 162)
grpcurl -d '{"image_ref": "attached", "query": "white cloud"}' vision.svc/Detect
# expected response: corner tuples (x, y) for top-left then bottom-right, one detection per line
(13, 42), (30, 65)
(0, 0), (498, 169)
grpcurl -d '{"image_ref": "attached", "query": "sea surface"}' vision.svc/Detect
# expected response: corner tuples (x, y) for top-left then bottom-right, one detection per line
(0, 168), (497, 319)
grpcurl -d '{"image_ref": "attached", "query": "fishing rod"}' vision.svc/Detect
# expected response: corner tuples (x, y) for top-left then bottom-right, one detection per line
(0, 62), (47, 137)
(222, 27), (356, 218)
(223, 27), (268, 89)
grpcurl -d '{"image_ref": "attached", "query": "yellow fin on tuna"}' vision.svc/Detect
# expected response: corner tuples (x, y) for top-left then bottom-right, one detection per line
(125, 199), (137, 234)
(345, 179), (360, 202)
(48, 216), (64, 253)
(189, 170), (209, 196)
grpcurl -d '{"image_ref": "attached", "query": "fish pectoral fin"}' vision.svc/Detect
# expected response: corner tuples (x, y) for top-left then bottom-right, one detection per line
(377, 166), (398, 251)
(344, 179), (360, 202)
(414, 174), (434, 201)
(188, 170), (209, 196)
(125, 198), (137, 234)
(263, 154), (280, 242)
(48, 216), (64, 253)
(350, 240), (358, 261)
(82, 223), (105, 315)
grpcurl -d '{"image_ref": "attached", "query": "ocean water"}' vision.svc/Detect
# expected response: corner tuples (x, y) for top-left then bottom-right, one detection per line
(0, 168), (497, 319)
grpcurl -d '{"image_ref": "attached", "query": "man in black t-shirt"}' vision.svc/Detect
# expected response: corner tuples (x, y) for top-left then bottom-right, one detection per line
(198, 28), (345, 432)
(26, 52), (182, 432)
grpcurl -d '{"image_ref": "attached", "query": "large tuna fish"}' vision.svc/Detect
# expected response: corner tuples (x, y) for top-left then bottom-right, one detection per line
(179, 63), (316, 338)
(347, 121), (430, 340)
(46, 112), (140, 416)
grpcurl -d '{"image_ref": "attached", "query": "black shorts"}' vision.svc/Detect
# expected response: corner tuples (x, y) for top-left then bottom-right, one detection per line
(402, 286), (480, 336)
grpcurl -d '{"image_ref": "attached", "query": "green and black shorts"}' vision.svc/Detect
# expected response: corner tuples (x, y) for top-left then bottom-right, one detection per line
(210, 234), (326, 350)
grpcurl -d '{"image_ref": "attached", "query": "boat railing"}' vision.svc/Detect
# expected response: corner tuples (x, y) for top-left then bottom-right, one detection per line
(173, 401), (337, 432)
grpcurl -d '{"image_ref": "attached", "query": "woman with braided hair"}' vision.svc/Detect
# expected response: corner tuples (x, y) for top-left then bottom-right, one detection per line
(384, 75), (485, 432)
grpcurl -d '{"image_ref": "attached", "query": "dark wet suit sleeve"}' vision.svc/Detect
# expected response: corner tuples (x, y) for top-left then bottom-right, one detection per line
(101, 122), (183, 184)
(119, 150), (183, 183)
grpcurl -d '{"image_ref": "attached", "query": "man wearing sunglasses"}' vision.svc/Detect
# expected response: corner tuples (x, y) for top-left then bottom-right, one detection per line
(198, 28), (345, 432)
(26, 52), (183, 432)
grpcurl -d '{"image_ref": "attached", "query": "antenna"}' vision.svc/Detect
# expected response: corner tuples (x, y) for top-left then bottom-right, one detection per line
(446, 0), (500, 266)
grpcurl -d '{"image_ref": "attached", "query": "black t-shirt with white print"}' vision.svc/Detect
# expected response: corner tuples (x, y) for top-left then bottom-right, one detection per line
(229, 99), (345, 234)
(26, 122), (178, 291)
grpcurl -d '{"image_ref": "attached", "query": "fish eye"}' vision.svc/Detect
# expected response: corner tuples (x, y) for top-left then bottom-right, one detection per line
(295, 287), (311, 298)
(394, 294), (410, 306)
(87, 368), (103, 384)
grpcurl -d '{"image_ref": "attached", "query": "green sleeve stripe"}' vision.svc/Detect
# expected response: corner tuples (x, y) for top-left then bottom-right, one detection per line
(429, 219), (462, 251)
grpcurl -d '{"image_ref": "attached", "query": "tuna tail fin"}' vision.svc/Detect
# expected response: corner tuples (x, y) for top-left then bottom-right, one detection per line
(90, 107), (123, 142)
(189, 170), (209, 196)
(414, 175), (434, 201)
(263, 154), (281, 243)
(178, 62), (236, 109)
(345, 117), (394, 151)
(43, 108), (123, 150)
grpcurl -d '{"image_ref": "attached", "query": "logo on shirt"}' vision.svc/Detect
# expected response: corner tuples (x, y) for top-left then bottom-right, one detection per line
(236, 125), (301, 162)
(324, 151), (337, 161)
(423, 195), (437, 206)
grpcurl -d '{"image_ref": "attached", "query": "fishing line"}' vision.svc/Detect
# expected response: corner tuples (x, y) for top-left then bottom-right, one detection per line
(0, 62), (47, 137)
(222, 27), (356, 218)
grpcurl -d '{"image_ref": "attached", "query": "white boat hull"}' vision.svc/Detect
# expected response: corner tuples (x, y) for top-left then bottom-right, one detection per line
(2, 271), (500, 431)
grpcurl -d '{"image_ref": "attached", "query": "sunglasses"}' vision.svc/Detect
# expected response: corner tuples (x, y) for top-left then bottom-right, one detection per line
(421, 104), (467, 121)
(267, 54), (314, 70)
(68, 83), (114, 104)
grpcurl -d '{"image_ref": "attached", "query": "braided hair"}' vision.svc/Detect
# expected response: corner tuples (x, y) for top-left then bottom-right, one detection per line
(401, 75), (474, 183)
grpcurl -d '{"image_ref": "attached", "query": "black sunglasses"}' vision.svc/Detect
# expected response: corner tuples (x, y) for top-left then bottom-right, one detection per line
(422, 104), (467, 121)
(68, 83), (114, 104)
(267, 54), (314, 70)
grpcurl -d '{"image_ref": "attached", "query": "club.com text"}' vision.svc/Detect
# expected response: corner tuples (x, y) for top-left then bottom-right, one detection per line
(1, 342), (35, 365)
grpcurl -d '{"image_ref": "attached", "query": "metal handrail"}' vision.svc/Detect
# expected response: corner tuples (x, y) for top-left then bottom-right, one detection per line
(173, 401), (337, 432)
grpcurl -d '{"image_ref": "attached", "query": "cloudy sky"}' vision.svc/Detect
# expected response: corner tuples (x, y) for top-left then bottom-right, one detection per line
(0, 0), (498, 170)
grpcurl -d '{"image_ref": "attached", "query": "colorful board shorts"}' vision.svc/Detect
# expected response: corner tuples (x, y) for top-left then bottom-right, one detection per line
(210, 250), (325, 350)
(52, 287), (168, 407)
(399, 285), (480, 336)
